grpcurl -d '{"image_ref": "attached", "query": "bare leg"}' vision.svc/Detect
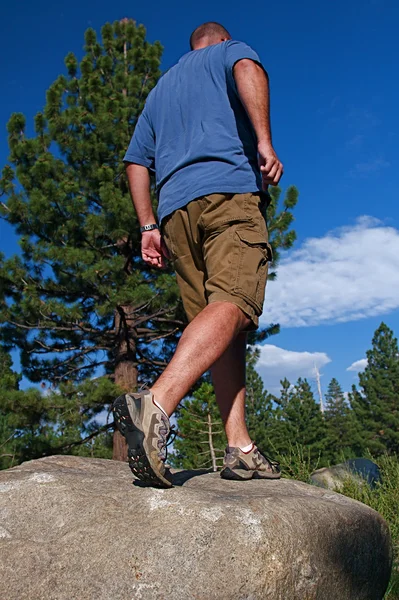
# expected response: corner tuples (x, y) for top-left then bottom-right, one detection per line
(210, 332), (252, 449)
(150, 302), (250, 416)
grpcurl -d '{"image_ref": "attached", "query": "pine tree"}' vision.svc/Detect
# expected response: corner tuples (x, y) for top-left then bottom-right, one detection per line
(0, 346), (20, 390)
(0, 347), (19, 469)
(0, 346), (55, 469)
(270, 378), (327, 463)
(350, 323), (399, 456)
(248, 185), (298, 345)
(170, 382), (226, 471)
(324, 377), (357, 463)
(245, 346), (275, 452)
(0, 20), (182, 459)
(0, 346), (115, 469)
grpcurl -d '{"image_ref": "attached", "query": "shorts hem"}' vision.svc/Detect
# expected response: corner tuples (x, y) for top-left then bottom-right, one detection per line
(207, 292), (259, 331)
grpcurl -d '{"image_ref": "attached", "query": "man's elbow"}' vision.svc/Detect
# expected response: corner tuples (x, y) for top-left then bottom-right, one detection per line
(125, 162), (148, 173)
(233, 59), (268, 81)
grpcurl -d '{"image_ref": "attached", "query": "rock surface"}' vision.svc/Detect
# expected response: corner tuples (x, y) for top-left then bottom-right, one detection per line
(311, 458), (381, 490)
(0, 455), (392, 600)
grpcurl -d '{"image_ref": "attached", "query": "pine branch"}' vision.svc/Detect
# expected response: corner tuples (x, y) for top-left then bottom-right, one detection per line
(6, 318), (106, 336)
(61, 359), (111, 381)
(0, 432), (19, 450)
(30, 340), (109, 354)
(150, 317), (185, 326)
(135, 346), (168, 369)
(0, 201), (11, 213)
(32, 349), (107, 374)
(141, 327), (179, 343)
(48, 423), (113, 453)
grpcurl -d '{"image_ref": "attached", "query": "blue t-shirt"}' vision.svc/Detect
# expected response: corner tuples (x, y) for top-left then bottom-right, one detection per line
(124, 40), (265, 223)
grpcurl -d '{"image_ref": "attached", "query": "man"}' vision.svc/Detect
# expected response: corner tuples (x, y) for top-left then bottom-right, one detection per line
(113, 22), (283, 487)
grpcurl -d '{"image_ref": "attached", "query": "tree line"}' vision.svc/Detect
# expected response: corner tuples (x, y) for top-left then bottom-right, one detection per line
(1, 321), (398, 471)
(171, 322), (399, 471)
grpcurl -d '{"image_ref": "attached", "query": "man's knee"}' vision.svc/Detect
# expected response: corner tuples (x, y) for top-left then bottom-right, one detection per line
(205, 299), (252, 331)
(207, 296), (257, 331)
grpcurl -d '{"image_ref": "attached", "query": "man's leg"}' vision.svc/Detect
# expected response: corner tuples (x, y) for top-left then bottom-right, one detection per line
(150, 301), (250, 416)
(113, 300), (250, 487)
(210, 331), (252, 449)
(211, 331), (281, 482)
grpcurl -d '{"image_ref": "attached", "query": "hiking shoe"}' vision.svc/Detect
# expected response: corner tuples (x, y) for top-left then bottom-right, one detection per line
(220, 444), (281, 480)
(113, 391), (173, 488)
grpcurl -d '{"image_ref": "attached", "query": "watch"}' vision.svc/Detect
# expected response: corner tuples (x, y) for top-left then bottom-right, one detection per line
(140, 223), (159, 233)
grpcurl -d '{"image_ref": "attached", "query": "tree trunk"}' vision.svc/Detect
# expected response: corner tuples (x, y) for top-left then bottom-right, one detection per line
(113, 305), (138, 461)
(208, 412), (218, 472)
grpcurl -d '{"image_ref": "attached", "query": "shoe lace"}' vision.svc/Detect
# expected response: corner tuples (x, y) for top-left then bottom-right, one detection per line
(254, 447), (280, 473)
(157, 414), (177, 462)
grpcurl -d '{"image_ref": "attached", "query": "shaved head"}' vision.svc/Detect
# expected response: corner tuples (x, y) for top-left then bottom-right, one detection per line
(190, 22), (231, 51)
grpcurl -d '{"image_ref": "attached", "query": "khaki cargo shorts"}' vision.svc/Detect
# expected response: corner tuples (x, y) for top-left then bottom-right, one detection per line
(161, 192), (272, 330)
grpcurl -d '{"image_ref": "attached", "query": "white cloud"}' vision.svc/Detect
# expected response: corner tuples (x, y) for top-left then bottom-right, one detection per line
(261, 216), (399, 328)
(255, 344), (331, 394)
(347, 358), (368, 372)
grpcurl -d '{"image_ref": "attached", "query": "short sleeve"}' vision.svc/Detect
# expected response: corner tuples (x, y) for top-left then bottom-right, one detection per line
(223, 40), (263, 75)
(123, 108), (155, 171)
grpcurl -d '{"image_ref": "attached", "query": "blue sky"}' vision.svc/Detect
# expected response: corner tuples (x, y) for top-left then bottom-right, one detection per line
(1, 0), (398, 398)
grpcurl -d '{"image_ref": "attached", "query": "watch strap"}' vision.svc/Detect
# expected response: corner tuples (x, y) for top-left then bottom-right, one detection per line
(140, 223), (159, 233)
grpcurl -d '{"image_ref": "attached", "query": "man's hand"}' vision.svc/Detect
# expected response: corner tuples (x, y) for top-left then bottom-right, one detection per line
(141, 229), (170, 269)
(258, 142), (284, 188)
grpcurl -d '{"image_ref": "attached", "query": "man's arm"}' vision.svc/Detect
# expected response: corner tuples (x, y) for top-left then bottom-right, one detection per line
(233, 59), (283, 187)
(126, 163), (168, 269)
(126, 163), (156, 227)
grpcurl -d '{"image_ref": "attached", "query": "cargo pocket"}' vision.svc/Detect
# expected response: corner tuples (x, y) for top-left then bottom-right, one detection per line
(233, 229), (273, 314)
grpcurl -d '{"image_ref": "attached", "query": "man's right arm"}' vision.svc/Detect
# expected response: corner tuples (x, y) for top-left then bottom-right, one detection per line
(233, 59), (283, 187)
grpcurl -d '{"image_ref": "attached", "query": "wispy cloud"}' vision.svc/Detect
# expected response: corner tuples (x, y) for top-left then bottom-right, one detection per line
(346, 134), (365, 149)
(347, 358), (368, 372)
(318, 101), (387, 172)
(343, 108), (387, 174)
(353, 157), (390, 175)
(317, 96), (340, 116)
(261, 216), (399, 328)
(255, 344), (331, 394)
(346, 107), (380, 130)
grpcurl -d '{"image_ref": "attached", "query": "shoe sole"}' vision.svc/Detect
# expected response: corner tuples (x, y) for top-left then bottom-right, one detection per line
(220, 467), (281, 481)
(113, 394), (172, 488)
